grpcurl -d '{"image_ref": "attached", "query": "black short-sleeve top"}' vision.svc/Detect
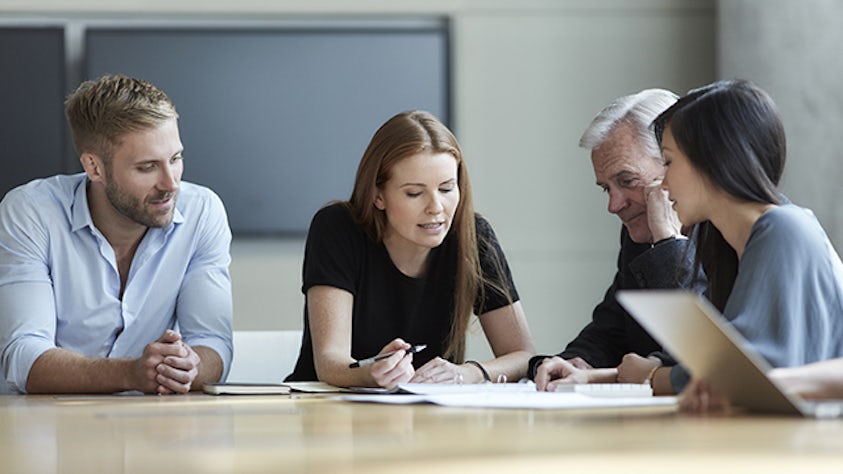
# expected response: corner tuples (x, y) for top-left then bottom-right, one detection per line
(285, 203), (519, 381)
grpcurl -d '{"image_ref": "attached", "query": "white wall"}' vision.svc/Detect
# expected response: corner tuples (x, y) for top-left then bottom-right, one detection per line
(719, 0), (843, 255)
(451, 2), (716, 358)
(1, 0), (717, 360)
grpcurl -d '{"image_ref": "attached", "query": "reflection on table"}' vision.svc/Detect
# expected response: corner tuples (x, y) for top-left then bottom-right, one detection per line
(1, 393), (842, 473)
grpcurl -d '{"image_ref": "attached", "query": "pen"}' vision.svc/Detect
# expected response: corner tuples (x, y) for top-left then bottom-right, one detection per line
(349, 344), (427, 368)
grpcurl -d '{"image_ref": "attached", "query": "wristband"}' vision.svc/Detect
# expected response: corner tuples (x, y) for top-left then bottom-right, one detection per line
(465, 360), (491, 382)
(645, 364), (661, 387)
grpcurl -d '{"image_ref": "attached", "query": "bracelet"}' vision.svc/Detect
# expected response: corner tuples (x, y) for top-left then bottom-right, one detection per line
(645, 365), (661, 387)
(465, 360), (491, 382)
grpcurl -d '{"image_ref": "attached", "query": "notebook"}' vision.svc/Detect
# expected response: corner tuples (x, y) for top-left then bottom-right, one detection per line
(203, 382), (291, 395)
(616, 290), (843, 417)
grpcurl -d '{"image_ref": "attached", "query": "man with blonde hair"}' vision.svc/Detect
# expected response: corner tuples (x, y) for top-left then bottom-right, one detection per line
(0, 75), (233, 394)
(532, 89), (706, 393)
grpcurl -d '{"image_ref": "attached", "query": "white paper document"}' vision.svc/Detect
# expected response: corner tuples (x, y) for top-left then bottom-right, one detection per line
(345, 381), (537, 395)
(339, 382), (677, 410)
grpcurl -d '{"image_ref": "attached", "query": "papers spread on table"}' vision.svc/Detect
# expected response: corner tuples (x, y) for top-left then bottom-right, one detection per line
(338, 382), (677, 410)
(349, 381), (539, 395)
(203, 380), (677, 410)
(341, 392), (677, 410)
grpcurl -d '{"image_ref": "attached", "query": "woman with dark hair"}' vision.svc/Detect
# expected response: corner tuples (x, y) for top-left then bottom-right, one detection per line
(285, 110), (535, 388)
(652, 79), (843, 393)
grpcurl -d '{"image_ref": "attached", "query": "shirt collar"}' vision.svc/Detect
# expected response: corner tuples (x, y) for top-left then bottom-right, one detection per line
(70, 176), (185, 234)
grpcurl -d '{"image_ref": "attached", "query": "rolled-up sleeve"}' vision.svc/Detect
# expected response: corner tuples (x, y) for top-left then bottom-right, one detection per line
(0, 189), (58, 393)
(176, 191), (233, 381)
(0, 283), (58, 393)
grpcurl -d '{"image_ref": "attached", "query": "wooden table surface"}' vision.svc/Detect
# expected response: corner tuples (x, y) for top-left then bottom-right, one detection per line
(2, 393), (842, 473)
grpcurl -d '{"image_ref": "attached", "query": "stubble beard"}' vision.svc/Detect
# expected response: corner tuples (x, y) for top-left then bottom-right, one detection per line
(104, 168), (176, 228)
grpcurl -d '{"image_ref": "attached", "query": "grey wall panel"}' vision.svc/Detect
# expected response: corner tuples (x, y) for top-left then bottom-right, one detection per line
(85, 27), (450, 235)
(0, 27), (66, 199)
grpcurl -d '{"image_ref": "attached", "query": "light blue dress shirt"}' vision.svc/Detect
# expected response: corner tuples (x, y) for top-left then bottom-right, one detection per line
(0, 174), (233, 393)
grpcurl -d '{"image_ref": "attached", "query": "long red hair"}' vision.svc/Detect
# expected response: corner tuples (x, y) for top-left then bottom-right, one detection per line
(346, 110), (479, 362)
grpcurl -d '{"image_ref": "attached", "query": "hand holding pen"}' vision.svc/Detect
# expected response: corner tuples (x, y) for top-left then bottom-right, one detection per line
(349, 344), (427, 368)
(352, 338), (424, 389)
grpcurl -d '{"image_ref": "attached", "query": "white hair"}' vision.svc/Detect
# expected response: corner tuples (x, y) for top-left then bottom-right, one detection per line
(578, 88), (678, 161)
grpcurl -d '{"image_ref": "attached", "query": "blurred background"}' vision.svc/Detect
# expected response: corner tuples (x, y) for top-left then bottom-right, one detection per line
(1, 0), (840, 360)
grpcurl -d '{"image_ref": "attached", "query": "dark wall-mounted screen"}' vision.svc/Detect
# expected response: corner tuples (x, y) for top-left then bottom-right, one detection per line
(0, 27), (67, 199)
(85, 26), (450, 235)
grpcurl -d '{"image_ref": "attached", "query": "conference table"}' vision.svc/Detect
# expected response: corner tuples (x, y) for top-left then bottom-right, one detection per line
(2, 392), (842, 473)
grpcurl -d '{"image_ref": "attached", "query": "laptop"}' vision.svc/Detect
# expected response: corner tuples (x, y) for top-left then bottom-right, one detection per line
(616, 289), (843, 417)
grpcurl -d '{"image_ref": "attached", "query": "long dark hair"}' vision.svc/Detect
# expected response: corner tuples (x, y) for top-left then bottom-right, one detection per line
(653, 79), (786, 310)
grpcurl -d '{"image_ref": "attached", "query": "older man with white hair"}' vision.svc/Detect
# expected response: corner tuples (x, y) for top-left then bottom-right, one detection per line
(531, 89), (706, 394)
